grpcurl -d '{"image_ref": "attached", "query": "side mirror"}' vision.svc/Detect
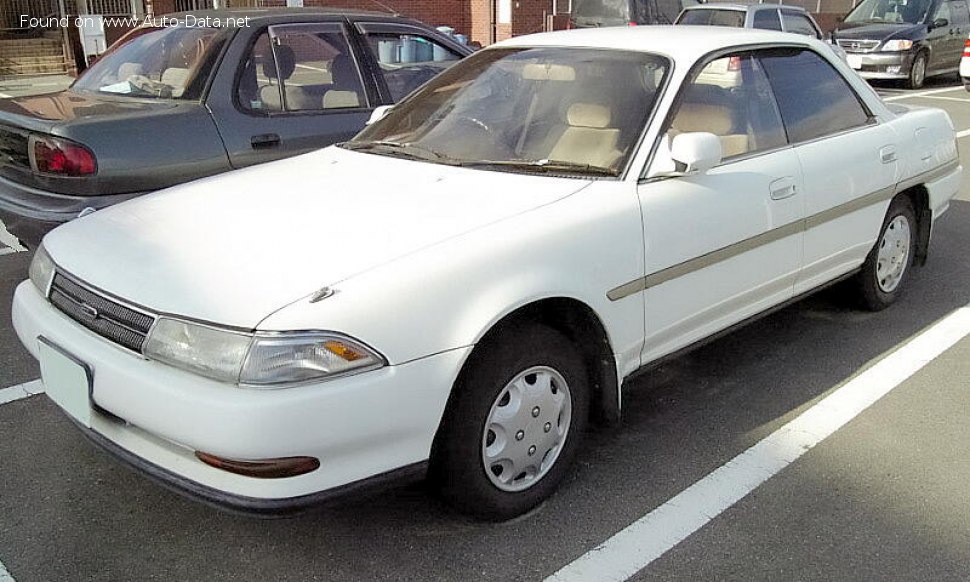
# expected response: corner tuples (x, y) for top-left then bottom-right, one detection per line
(931, 17), (949, 29)
(367, 105), (393, 125)
(670, 132), (722, 175)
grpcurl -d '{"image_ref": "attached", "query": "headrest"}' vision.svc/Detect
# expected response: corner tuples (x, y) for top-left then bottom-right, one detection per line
(673, 103), (734, 135)
(263, 45), (296, 80)
(566, 103), (611, 129)
(330, 54), (357, 88)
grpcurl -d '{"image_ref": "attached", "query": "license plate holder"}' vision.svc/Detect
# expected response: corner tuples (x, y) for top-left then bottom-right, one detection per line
(38, 337), (93, 428)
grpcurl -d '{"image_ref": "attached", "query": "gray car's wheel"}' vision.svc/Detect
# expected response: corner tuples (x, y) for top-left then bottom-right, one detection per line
(853, 196), (917, 311)
(906, 52), (927, 89)
(431, 323), (589, 520)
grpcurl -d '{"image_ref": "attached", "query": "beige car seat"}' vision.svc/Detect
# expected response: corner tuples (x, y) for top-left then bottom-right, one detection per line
(671, 101), (749, 158)
(548, 103), (622, 167)
(322, 54), (362, 109)
(259, 45), (316, 111)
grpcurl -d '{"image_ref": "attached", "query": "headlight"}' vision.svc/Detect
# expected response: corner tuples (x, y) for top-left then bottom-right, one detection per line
(28, 243), (55, 295)
(144, 318), (253, 383)
(144, 319), (384, 387)
(882, 39), (914, 51)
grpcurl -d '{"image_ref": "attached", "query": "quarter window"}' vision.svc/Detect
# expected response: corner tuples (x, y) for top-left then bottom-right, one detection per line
(361, 32), (462, 101)
(238, 24), (367, 113)
(759, 49), (870, 143)
(781, 12), (820, 37)
(668, 54), (787, 160)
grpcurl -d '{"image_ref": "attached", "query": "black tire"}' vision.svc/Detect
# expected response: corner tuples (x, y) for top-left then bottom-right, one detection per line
(430, 323), (589, 521)
(906, 52), (927, 90)
(853, 196), (917, 311)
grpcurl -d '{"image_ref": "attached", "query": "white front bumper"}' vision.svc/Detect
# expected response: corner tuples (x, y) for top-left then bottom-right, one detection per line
(12, 280), (469, 504)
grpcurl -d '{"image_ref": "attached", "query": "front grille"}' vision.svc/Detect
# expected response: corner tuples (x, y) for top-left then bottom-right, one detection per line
(49, 273), (155, 352)
(836, 39), (881, 52)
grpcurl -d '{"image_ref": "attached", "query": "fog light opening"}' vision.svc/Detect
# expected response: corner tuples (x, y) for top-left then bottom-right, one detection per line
(195, 452), (320, 478)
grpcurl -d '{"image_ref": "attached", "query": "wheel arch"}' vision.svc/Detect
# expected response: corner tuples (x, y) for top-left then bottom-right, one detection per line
(898, 184), (931, 266)
(434, 296), (621, 451)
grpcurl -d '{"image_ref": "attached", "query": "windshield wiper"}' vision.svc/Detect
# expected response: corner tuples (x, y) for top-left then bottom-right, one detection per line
(340, 140), (453, 163)
(456, 158), (619, 177)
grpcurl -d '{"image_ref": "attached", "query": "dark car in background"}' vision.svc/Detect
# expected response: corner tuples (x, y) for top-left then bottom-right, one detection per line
(832, 0), (969, 88)
(0, 8), (471, 247)
(570, 0), (700, 27)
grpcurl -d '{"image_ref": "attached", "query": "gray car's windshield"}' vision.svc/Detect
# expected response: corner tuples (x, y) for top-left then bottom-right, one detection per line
(843, 0), (931, 25)
(74, 25), (231, 100)
(346, 47), (669, 177)
(572, 0), (632, 20)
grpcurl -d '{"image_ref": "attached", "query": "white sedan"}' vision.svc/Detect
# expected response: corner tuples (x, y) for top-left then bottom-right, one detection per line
(13, 27), (961, 520)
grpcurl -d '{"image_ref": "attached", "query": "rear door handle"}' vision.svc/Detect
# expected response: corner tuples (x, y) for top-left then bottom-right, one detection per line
(769, 176), (797, 200)
(251, 133), (281, 149)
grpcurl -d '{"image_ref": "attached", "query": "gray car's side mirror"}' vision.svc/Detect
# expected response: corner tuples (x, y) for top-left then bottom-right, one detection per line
(367, 105), (393, 125)
(931, 17), (949, 29)
(670, 132), (722, 175)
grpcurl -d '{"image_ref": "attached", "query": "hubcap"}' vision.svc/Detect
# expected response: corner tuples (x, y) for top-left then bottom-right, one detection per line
(912, 57), (925, 87)
(876, 215), (911, 293)
(481, 366), (572, 492)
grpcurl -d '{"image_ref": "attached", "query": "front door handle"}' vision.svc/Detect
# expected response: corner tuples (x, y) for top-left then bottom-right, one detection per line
(769, 177), (797, 200)
(251, 133), (281, 149)
(880, 145), (897, 164)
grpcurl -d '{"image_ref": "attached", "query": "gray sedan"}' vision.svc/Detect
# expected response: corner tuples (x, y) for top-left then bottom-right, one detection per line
(0, 8), (470, 247)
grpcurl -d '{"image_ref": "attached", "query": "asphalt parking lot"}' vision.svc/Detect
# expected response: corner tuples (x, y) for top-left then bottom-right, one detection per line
(2, 79), (970, 581)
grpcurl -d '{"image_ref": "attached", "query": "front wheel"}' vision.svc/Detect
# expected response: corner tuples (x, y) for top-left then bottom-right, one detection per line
(906, 52), (927, 89)
(852, 196), (917, 311)
(431, 323), (589, 520)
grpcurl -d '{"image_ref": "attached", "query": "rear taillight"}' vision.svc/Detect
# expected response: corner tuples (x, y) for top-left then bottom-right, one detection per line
(728, 56), (743, 71)
(964, 38), (970, 57)
(28, 135), (97, 176)
(627, 21), (638, 26)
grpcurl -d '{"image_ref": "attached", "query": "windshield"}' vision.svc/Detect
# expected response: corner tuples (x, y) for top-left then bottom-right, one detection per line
(572, 0), (632, 20)
(347, 47), (669, 177)
(74, 26), (231, 100)
(843, 0), (931, 25)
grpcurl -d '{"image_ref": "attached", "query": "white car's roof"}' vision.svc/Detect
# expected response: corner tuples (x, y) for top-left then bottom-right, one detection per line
(495, 25), (817, 63)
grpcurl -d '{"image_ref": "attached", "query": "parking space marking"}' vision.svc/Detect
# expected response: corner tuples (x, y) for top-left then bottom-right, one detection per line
(0, 559), (16, 582)
(884, 86), (965, 101)
(920, 95), (970, 103)
(547, 305), (970, 582)
(0, 380), (44, 406)
(0, 247), (16, 257)
(956, 129), (970, 139)
(0, 92), (10, 99)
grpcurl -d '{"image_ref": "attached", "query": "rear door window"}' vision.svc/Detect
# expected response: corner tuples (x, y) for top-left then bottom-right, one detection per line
(358, 29), (462, 101)
(781, 11), (821, 37)
(759, 49), (870, 143)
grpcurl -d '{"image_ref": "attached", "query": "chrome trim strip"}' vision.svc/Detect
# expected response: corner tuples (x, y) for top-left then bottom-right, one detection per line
(609, 159), (959, 302)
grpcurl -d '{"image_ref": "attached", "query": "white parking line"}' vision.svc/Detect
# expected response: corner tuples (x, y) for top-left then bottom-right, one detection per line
(956, 128), (970, 139)
(547, 305), (970, 582)
(884, 86), (965, 101)
(0, 559), (16, 582)
(920, 95), (970, 103)
(0, 247), (16, 257)
(0, 92), (10, 99)
(0, 380), (44, 406)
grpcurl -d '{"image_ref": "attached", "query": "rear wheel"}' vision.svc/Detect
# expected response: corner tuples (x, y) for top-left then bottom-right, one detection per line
(853, 196), (917, 311)
(431, 323), (589, 520)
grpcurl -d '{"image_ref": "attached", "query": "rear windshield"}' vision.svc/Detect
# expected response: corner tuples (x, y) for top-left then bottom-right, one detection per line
(573, 0), (632, 20)
(73, 25), (231, 100)
(677, 8), (746, 27)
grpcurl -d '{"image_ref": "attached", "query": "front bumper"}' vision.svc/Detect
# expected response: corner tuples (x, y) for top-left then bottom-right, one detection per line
(846, 50), (916, 80)
(13, 281), (470, 511)
(0, 174), (144, 248)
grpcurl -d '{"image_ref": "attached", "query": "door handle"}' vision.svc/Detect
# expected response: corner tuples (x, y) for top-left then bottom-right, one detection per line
(251, 133), (281, 149)
(769, 177), (797, 200)
(880, 145), (897, 164)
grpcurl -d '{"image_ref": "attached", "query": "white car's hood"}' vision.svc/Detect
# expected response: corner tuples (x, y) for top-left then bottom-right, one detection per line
(45, 147), (589, 328)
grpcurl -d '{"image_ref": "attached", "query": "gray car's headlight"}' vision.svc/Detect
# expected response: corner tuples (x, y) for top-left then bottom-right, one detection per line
(28, 243), (55, 295)
(144, 318), (384, 387)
